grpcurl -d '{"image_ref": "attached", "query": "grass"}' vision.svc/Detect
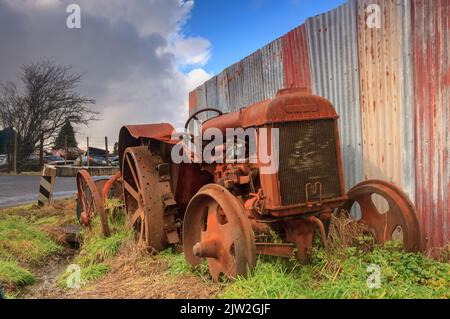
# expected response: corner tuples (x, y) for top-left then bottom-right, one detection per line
(0, 199), (75, 294)
(217, 243), (450, 299)
(159, 215), (449, 299)
(58, 199), (132, 288)
(0, 216), (63, 264)
(0, 260), (36, 288)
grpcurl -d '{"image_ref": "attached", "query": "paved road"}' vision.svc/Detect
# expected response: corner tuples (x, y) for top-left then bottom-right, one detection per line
(0, 175), (77, 209)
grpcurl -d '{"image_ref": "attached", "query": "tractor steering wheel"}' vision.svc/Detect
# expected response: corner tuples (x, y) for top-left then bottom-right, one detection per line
(184, 108), (223, 130)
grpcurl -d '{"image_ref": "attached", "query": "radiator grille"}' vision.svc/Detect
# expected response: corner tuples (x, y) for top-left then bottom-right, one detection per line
(275, 120), (341, 206)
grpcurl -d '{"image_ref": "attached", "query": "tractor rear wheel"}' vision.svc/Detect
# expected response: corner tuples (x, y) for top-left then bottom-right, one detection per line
(183, 184), (256, 282)
(341, 180), (421, 252)
(76, 170), (110, 237)
(122, 146), (169, 252)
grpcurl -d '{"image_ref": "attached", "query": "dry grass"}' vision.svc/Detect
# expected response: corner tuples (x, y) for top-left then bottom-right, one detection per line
(61, 242), (222, 299)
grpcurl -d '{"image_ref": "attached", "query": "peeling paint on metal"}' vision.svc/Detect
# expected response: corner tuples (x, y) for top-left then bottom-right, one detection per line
(242, 50), (265, 107)
(217, 71), (230, 113)
(189, 90), (197, 115)
(227, 62), (245, 112)
(261, 38), (285, 100)
(306, 0), (363, 190)
(283, 24), (312, 91)
(412, 0), (450, 251)
(357, 0), (415, 202)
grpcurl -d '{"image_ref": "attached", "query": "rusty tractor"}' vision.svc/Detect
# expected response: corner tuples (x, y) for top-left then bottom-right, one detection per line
(76, 88), (421, 281)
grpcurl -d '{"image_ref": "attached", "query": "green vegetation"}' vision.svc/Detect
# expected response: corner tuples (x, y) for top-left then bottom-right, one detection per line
(0, 260), (36, 287)
(0, 216), (62, 263)
(0, 200), (75, 294)
(54, 120), (78, 149)
(219, 243), (450, 299)
(58, 200), (131, 288)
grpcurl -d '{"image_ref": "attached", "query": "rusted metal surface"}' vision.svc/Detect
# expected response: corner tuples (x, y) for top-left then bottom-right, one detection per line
(183, 184), (256, 281)
(196, 83), (208, 121)
(217, 71), (230, 113)
(242, 50), (265, 108)
(76, 170), (110, 237)
(118, 123), (176, 168)
(202, 89), (347, 215)
(188, 90), (197, 115)
(205, 76), (218, 119)
(357, 0), (415, 202)
(255, 243), (294, 258)
(412, 0), (450, 252)
(306, 0), (363, 190)
(101, 170), (123, 202)
(226, 62), (245, 112)
(342, 180), (421, 252)
(203, 88), (338, 132)
(282, 24), (312, 91)
(122, 146), (178, 250)
(261, 38), (285, 100)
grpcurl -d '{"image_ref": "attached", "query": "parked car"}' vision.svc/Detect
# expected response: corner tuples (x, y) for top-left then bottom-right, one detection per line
(110, 156), (119, 167)
(80, 155), (107, 166)
(44, 155), (65, 165)
(0, 154), (8, 171)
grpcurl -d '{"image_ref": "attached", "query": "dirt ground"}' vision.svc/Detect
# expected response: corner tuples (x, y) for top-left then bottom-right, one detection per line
(25, 245), (221, 299)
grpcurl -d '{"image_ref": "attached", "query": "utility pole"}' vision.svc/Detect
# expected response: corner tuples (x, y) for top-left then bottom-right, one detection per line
(105, 136), (109, 166)
(13, 130), (17, 174)
(86, 136), (90, 168)
(64, 135), (67, 165)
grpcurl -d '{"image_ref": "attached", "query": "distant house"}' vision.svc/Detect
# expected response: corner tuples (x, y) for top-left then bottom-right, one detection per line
(0, 127), (15, 154)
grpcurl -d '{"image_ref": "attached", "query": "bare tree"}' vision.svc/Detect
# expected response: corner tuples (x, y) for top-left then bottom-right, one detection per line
(0, 60), (98, 169)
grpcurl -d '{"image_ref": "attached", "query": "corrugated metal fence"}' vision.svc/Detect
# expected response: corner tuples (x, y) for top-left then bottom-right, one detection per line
(189, 0), (449, 252)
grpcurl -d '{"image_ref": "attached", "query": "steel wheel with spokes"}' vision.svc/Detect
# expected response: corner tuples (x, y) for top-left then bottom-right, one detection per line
(183, 184), (256, 282)
(341, 180), (421, 252)
(76, 170), (110, 236)
(122, 146), (168, 251)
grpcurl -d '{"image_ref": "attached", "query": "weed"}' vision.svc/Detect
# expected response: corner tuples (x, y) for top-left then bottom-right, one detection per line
(0, 260), (36, 288)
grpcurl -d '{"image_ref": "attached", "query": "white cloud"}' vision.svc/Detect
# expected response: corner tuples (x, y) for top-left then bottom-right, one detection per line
(185, 68), (213, 91)
(0, 0), (212, 149)
(167, 34), (211, 67)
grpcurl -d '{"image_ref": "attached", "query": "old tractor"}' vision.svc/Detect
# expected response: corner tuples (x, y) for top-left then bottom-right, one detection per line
(77, 88), (421, 281)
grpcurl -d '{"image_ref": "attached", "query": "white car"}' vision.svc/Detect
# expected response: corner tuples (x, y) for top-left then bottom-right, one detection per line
(0, 154), (7, 165)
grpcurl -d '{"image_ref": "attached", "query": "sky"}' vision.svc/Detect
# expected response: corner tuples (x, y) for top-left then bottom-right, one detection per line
(0, 0), (345, 149)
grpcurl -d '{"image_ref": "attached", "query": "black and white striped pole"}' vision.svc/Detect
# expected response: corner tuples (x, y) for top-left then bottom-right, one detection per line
(38, 165), (57, 206)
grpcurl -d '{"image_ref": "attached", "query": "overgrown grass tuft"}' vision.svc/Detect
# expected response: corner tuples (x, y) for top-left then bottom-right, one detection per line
(0, 260), (36, 288)
(0, 216), (63, 264)
(219, 242), (450, 299)
(58, 201), (132, 288)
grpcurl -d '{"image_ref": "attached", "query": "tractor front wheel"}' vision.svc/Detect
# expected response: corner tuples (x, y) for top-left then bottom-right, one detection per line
(183, 184), (256, 282)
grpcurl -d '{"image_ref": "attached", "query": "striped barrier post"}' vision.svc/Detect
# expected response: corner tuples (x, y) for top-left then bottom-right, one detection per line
(38, 165), (57, 206)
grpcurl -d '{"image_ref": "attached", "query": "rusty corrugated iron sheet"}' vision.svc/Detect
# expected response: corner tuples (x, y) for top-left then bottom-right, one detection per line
(261, 38), (285, 100)
(412, 0), (450, 252)
(217, 71), (230, 113)
(188, 90), (197, 115)
(227, 62), (245, 112)
(205, 76), (218, 119)
(242, 50), (265, 107)
(206, 76), (218, 108)
(306, 0), (362, 190)
(195, 83), (208, 121)
(283, 24), (312, 91)
(357, 0), (415, 201)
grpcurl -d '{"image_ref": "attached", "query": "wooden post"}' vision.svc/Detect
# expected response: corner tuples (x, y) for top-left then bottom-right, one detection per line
(39, 134), (44, 169)
(64, 135), (67, 165)
(13, 130), (17, 174)
(38, 165), (57, 206)
(87, 136), (90, 168)
(105, 136), (109, 166)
